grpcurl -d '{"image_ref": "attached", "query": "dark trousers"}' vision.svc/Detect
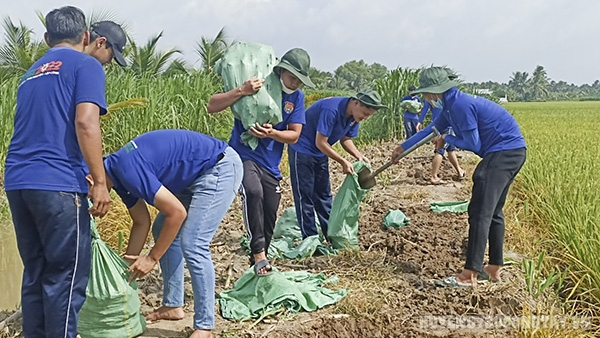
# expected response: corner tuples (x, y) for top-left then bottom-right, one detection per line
(240, 160), (281, 261)
(288, 147), (332, 239)
(6, 190), (91, 338)
(465, 148), (526, 271)
(404, 119), (419, 139)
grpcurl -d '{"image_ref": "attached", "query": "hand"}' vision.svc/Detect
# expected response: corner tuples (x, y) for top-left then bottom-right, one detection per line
(391, 145), (404, 164)
(124, 254), (158, 282)
(88, 182), (111, 218)
(433, 134), (447, 150)
(240, 77), (264, 96)
(249, 122), (274, 139)
(341, 159), (355, 175)
(357, 155), (370, 165)
(416, 122), (423, 132)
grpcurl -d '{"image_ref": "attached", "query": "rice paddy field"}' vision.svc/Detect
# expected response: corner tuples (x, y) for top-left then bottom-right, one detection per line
(0, 70), (599, 336)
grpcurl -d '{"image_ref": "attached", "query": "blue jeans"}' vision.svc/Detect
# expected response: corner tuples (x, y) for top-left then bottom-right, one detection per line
(6, 190), (91, 338)
(151, 147), (242, 330)
(288, 147), (332, 239)
(404, 118), (419, 139)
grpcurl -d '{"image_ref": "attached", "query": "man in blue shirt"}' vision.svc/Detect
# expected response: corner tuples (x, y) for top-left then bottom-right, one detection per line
(401, 85), (422, 139)
(3, 7), (111, 338)
(418, 100), (466, 184)
(99, 130), (242, 338)
(289, 88), (386, 239)
(207, 48), (314, 277)
(392, 67), (526, 287)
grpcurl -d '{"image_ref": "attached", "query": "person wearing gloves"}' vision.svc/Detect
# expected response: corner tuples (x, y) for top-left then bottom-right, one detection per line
(392, 66), (526, 287)
(207, 48), (314, 277)
(288, 88), (386, 239)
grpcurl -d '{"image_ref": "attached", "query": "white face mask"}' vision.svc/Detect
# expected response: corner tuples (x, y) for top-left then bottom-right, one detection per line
(281, 77), (297, 94)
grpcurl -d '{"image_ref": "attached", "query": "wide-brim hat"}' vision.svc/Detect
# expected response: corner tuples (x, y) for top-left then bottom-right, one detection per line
(350, 88), (388, 110)
(274, 48), (315, 88)
(91, 21), (127, 66)
(412, 67), (459, 94)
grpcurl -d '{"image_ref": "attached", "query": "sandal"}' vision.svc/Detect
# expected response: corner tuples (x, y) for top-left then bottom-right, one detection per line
(434, 276), (471, 288)
(477, 269), (501, 283)
(253, 259), (273, 277)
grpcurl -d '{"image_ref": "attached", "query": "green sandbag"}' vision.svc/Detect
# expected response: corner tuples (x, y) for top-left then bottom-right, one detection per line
(78, 213), (146, 338)
(213, 41), (283, 150)
(327, 161), (371, 249)
(272, 206), (303, 241)
(400, 99), (423, 114)
(430, 200), (470, 213)
(382, 210), (411, 229)
(218, 268), (347, 320)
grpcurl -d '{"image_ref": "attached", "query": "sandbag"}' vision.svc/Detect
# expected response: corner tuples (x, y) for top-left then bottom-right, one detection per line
(327, 161), (371, 249)
(213, 41), (283, 149)
(78, 210), (146, 338)
(400, 99), (422, 114)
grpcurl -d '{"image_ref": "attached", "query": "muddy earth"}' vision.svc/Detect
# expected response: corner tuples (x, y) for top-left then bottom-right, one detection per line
(1, 142), (547, 337)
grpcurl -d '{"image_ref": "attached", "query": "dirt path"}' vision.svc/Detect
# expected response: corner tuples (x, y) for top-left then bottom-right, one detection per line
(137, 141), (533, 338)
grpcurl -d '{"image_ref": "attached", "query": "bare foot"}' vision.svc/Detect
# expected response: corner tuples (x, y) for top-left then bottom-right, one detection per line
(189, 329), (212, 338)
(145, 306), (185, 322)
(482, 264), (501, 282)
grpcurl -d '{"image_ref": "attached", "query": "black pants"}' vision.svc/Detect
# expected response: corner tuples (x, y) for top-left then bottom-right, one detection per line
(465, 148), (526, 271)
(240, 160), (281, 262)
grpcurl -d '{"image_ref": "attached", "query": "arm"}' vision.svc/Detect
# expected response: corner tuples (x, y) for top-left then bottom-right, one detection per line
(124, 186), (187, 280)
(340, 136), (367, 163)
(445, 129), (481, 153)
(316, 132), (354, 174)
(123, 199), (152, 258)
(207, 77), (264, 113)
(75, 102), (111, 217)
(249, 123), (302, 144)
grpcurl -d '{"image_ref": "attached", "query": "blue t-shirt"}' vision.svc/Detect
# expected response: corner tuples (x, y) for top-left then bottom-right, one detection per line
(402, 94), (421, 121)
(402, 87), (526, 158)
(291, 97), (359, 157)
(4, 47), (107, 193)
(104, 130), (227, 208)
(228, 90), (305, 179)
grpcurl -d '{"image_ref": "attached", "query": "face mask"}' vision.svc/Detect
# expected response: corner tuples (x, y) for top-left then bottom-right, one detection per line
(281, 77), (297, 94)
(431, 98), (443, 109)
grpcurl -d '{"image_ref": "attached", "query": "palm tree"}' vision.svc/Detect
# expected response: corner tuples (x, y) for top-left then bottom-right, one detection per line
(508, 71), (529, 101)
(0, 17), (47, 79)
(128, 32), (182, 76)
(529, 65), (549, 101)
(195, 27), (231, 72)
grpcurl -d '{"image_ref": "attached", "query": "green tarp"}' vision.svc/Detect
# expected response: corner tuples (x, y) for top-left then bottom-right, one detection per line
(78, 211), (146, 338)
(382, 210), (411, 229)
(240, 207), (336, 260)
(430, 200), (470, 213)
(327, 161), (371, 249)
(218, 268), (347, 320)
(213, 41), (283, 150)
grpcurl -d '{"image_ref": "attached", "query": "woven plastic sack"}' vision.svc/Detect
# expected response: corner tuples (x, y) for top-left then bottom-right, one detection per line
(400, 99), (423, 114)
(78, 210), (146, 338)
(327, 161), (371, 249)
(214, 41), (283, 149)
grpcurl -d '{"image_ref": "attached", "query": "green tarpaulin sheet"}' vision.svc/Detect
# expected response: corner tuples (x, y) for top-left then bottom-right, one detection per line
(430, 200), (470, 213)
(240, 207), (336, 260)
(327, 161), (371, 249)
(382, 210), (411, 229)
(218, 269), (347, 320)
(213, 41), (283, 150)
(78, 209), (146, 338)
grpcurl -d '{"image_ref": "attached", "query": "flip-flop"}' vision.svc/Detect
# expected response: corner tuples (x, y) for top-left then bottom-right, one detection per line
(434, 276), (471, 288)
(477, 271), (501, 283)
(254, 259), (273, 277)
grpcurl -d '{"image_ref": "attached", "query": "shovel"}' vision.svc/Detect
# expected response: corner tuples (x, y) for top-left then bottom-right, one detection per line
(358, 126), (441, 189)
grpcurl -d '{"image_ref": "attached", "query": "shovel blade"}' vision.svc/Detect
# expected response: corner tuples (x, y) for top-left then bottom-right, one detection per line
(357, 167), (376, 189)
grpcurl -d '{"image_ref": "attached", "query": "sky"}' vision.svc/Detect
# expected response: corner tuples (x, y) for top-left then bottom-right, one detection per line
(4, 0), (599, 85)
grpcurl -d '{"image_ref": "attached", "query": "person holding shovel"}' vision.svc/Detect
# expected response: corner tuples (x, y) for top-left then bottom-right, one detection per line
(288, 89), (386, 240)
(207, 48), (315, 277)
(391, 66), (526, 287)
(95, 129), (242, 338)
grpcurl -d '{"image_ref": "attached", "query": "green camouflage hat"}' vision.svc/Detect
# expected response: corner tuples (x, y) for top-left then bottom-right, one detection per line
(350, 88), (387, 110)
(274, 48), (315, 88)
(412, 67), (459, 94)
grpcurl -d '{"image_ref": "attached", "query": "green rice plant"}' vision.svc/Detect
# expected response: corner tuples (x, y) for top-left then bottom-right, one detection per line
(522, 251), (567, 299)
